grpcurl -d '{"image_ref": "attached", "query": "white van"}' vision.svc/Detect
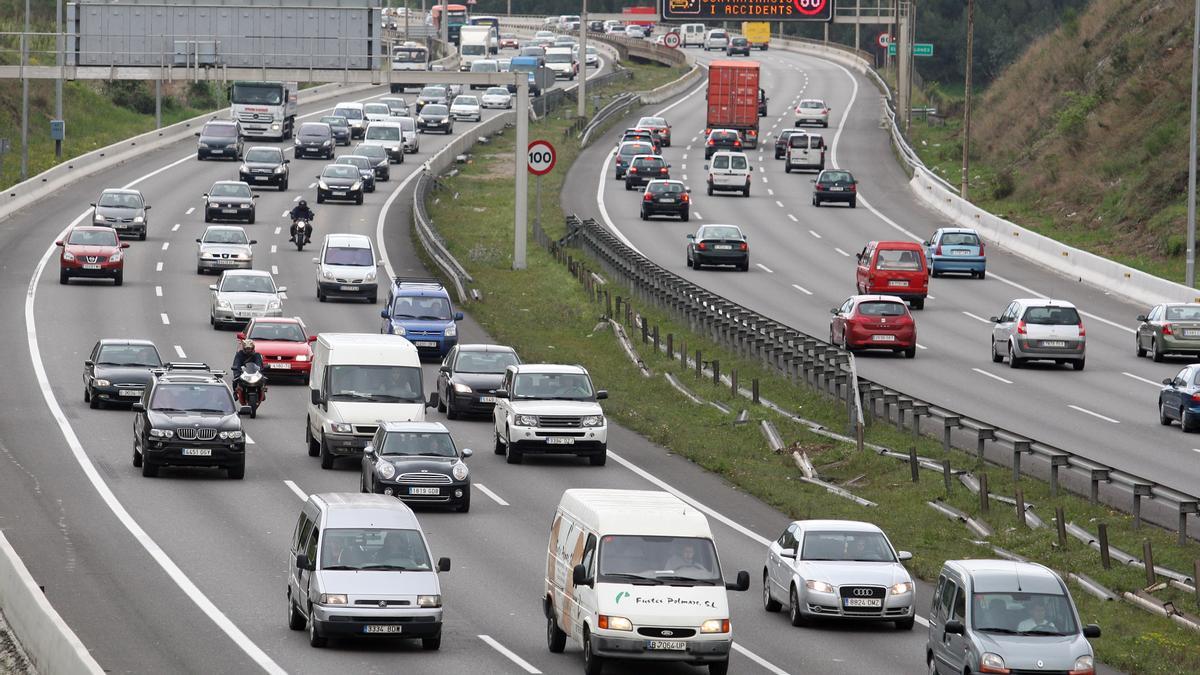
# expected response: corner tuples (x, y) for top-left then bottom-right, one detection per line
(332, 102), (366, 139)
(313, 233), (379, 303)
(784, 132), (825, 173)
(705, 150), (753, 197)
(287, 493), (451, 649)
(544, 489), (749, 675)
(362, 120), (406, 163)
(306, 333), (437, 469)
(681, 23), (707, 47)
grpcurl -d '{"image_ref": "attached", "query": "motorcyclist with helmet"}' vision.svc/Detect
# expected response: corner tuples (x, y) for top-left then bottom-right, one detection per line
(231, 339), (264, 398)
(289, 200), (315, 244)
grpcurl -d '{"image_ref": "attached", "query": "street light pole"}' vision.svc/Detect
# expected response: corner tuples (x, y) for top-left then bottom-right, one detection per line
(960, 0), (974, 200)
(56, 0), (63, 160)
(578, 0), (587, 118)
(21, 0), (30, 180)
(1187, 0), (1199, 288)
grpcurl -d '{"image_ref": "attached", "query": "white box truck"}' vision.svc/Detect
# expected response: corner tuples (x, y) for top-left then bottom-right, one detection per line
(230, 80), (298, 141)
(458, 24), (494, 71)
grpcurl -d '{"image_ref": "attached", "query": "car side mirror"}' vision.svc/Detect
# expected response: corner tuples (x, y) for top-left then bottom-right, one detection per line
(1083, 624), (1101, 638)
(89, 202), (96, 207)
(426, 391), (440, 409)
(131, 402), (145, 412)
(238, 405), (252, 416)
(310, 389), (324, 405)
(194, 131), (201, 137)
(897, 550), (913, 561)
(454, 312), (464, 321)
(252, 195), (260, 199)
(202, 193), (209, 199)
(1136, 315), (1148, 322)
(725, 570), (750, 592)
(461, 448), (473, 458)
(249, 240), (258, 245)
(780, 548), (796, 559)
(277, 286), (287, 293)
(195, 238), (203, 243)
(142, 204), (151, 211)
(308, 335), (317, 343)
(703, 164), (710, 170)
(439, 365), (450, 373)
(236, 332), (246, 340)
(380, 309), (390, 319)
(686, 188), (692, 193)
(363, 444), (374, 454)
(492, 390), (508, 399)
(944, 620), (965, 635)
(437, 557), (451, 573)
(208, 284), (218, 291)
(922, 241), (931, 247)
(686, 234), (695, 240)
(572, 564), (592, 587)
(989, 316), (1001, 323)
(830, 308), (839, 315)
(55, 240), (64, 246)
(84, 359), (94, 367)
(295, 553), (312, 570)
(283, 159), (290, 164)
(596, 390), (608, 400)
(1163, 378), (1175, 386)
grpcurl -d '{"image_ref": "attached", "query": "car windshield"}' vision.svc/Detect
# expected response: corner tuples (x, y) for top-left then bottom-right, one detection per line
(940, 232), (980, 246)
(1022, 306), (1081, 325)
(244, 148), (280, 163)
(649, 182), (684, 194)
(219, 274), (275, 293)
(96, 344), (161, 367)
(875, 249), (923, 271)
(598, 535), (722, 585)
(321, 116), (348, 128)
(858, 301), (907, 317)
(327, 365), (423, 403)
(97, 192), (142, 208)
(1166, 305), (1200, 321)
(333, 107), (363, 121)
(454, 350), (518, 374)
(209, 184), (251, 198)
(389, 295), (451, 320)
(971, 592), (1078, 636)
(700, 226), (742, 240)
(453, 96), (479, 106)
(68, 229), (119, 246)
(325, 245), (374, 266)
(322, 165), (360, 179)
(150, 383), (234, 414)
(512, 372), (593, 400)
(800, 530), (896, 562)
(364, 104), (390, 115)
(299, 124), (329, 137)
(420, 87), (447, 98)
(379, 431), (457, 457)
(485, 87), (509, 96)
(422, 105), (449, 115)
(247, 322), (306, 342)
(821, 171), (852, 183)
(381, 101), (408, 113)
(462, 44), (486, 56)
(319, 528), (431, 571)
(356, 146), (387, 160)
(204, 124), (237, 138)
(337, 156), (372, 171)
(203, 228), (249, 245)
(546, 52), (572, 63)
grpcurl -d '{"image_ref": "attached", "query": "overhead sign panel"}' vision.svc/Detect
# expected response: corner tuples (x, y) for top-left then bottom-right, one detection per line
(661, 0), (832, 22)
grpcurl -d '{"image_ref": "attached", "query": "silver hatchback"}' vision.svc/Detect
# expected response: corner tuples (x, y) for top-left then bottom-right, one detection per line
(990, 299), (1086, 370)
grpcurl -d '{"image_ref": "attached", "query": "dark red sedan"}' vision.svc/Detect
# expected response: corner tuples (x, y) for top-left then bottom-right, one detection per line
(829, 295), (917, 358)
(57, 226), (129, 285)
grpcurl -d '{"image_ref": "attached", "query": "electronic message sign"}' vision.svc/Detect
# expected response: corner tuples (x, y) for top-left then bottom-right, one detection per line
(661, 0), (833, 22)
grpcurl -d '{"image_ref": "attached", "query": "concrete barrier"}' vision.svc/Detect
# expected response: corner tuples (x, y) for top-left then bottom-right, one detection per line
(641, 62), (704, 106)
(0, 80), (381, 224)
(0, 531), (102, 674)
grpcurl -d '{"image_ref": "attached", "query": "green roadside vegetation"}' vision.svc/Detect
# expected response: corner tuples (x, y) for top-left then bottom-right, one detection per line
(421, 59), (1200, 674)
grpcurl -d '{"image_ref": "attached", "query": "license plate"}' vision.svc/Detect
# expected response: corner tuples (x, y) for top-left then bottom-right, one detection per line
(829, 186), (843, 191)
(872, 334), (897, 341)
(83, 264), (102, 269)
(546, 437), (575, 445)
(478, 396), (495, 403)
(647, 640), (687, 651)
(843, 598), (882, 608)
(1185, 330), (1200, 338)
(951, 249), (971, 255)
(1043, 340), (1067, 348)
(119, 389), (142, 397)
(364, 625), (403, 634)
(715, 244), (733, 250)
(253, 176), (269, 181)
(659, 198), (674, 203)
(182, 448), (212, 457)
(268, 362), (292, 369)
(221, 209), (238, 214)
(340, 285), (359, 291)
(414, 341), (438, 348)
(331, 191), (345, 196)
(888, 280), (909, 287)
(409, 487), (440, 495)
(235, 312), (252, 318)
(210, 149), (224, 154)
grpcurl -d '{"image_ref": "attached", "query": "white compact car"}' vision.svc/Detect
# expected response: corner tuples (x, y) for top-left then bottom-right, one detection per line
(480, 87), (513, 109)
(196, 225), (255, 274)
(492, 364), (608, 465)
(704, 29), (729, 51)
(705, 151), (753, 197)
(795, 99), (831, 127)
(363, 102), (392, 123)
(449, 95), (482, 122)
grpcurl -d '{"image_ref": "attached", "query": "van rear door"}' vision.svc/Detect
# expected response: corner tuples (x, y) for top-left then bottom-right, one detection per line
(870, 246), (928, 298)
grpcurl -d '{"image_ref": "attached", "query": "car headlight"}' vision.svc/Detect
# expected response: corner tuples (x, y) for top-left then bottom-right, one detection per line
(418, 117), (426, 123)
(980, 653), (1006, 672)
(295, 354), (309, 362)
(376, 461), (396, 480)
(216, 299), (232, 310)
(444, 323), (457, 338)
(351, 182), (362, 191)
(365, 270), (376, 282)
(322, 140), (332, 147)
(274, 165), (285, 174)
(514, 414), (538, 427)
(62, 251), (75, 261)
(294, 138), (302, 145)
(806, 580), (834, 594)
(417, 595), (441, 608)
(108, 252), (123, 262)
(93, 215), (105, 224)
(238, 164), (249, 173)
(267, 300), (281, 310)
(451, 461), (468, 481)
(318, 180), (329, 190)
(599, 615), (632, 631)
(93, 378), (111, 387)
(582, 415), (604, 427)
(219, 430), (243, 440)
(700, 618), (730, 634)
(133, 216), (145, 223)
(149, 428), (174, 439)
(318, 594), (347, 605)
(331, 423), (353, 434)
(271, 123), (280, 130)
(889, 582), (914, 595)
(391, 325), (406, 336)
(1072, 655), (1094, 673)
(322, 269), (334, 280)
(452, 383), (472, 394)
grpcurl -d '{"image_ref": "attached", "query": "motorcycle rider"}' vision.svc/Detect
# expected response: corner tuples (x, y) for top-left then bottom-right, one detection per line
(289, 200), (315, 244)
(231, 339), (264, 399)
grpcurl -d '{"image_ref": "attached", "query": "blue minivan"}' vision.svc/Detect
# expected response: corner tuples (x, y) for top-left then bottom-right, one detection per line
(924, 227), (987, 279)
(379, 278), (463, 359)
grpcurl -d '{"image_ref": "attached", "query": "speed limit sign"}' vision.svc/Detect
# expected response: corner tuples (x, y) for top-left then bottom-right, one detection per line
(663, 32), (681, 49)
(877, 32), (892, 48)
(528, 139), (557, 176)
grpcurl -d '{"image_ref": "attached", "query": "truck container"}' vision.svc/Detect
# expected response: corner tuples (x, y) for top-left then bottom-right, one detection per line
(741, 21), (770, 50)
(457, 24), (494, 70)
(706, 60), (760, 149)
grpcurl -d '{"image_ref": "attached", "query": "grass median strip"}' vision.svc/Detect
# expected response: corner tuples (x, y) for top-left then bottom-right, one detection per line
(422, 65), (1200, 675)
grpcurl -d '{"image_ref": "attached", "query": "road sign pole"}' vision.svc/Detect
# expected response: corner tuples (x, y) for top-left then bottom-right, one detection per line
(514, 81), (529, 270)
(961, 0), (974, 200)
(21, 0), (29, 181)
(1187, 0), (1199, 288)
(578, 0), (587, 118)
(535, 173), (541, 236)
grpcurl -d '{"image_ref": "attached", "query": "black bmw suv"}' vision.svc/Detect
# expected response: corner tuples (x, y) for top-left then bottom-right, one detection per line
(132, 363), (251, 479)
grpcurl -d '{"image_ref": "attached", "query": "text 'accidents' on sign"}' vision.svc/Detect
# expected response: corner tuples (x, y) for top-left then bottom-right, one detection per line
(661, 0), (832, 22)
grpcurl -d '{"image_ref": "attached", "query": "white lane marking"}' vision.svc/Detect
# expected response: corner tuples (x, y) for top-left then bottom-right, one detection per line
(767, 188), (774, 196)
(292, 195), (301, 202)
(245, 435), (255, 445)
(280, 210), (290, 218)
(834, 247), (850, 257)
(693, 211), (703, 219)
(962, 311), (992, 324)
(1194, 449), (1200, 455)
(775, 200), (784, 208)
(174, 345), (187, 359)
(171, 223), (180, 232)
(155, 286), (162, 297)
(271, 265), (279, 276)
(916, 343), (928, 350)
(682, 153), (688, 160)
(270, 245), (277, 254)
(808, 230), (822, 239)
(732, 642), (790, 675)
(682, 174), (688, 181)
(762, 176), (769, 183)
(1123, 372), (1160, 386)
(307, 182), (317, 189)
(161, 242), (169, 251)
(1068, 404), (1120, 424)
(185, 207), (195, 215)
(596, 149), (645, 255)
(155, 261), (163, 272)
(475, 483), (510, 506)
(478, 635), (541, 674)
(972, 368), (1012, 384)
(24, 152), (287, 674)
(160, 313), (170, 325)
(284, 480), (307, 501)
(927, 294), (936, 300)
(756, 263), (774, 274)
(274, 226), (282, 235)
(787, 214), (798, 222)
(792, 283), (813, 295)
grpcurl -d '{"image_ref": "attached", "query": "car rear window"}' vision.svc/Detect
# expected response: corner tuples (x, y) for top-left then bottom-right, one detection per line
(714, 132), (738, 142)
(1022, 306), (1081, 325)
(649, 182), (683, 194)
(800, 101), (824, 109)
(858, 301), (907, 316)
(821, 171), (852, 183)
(1166, 306), (1200, 321)
(701, 226), (741, 240)
(941, 232), (980, 246)
(789, 135), (810, 149)
(729, 155), (748, 170)
(620, 143), (652, 157)
(364, 103), (390, 115)
(875, 249), (923, 271)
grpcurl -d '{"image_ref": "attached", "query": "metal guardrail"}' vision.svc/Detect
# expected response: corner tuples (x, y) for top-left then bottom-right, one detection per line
(564, 215), (1200, 539)
(580, 92), (641, 147)
(412, 171), (473, 303)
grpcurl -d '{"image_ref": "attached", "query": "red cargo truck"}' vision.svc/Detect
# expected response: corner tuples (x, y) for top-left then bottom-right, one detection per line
(706, 60), (760, 149)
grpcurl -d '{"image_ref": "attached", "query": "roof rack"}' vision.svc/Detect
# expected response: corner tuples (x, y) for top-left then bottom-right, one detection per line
(391, 276), (444, 288)
(152, 362), (226, 379)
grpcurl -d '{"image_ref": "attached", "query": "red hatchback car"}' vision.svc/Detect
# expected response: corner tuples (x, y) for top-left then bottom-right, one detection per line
(57, 226), (129, 285)
(237, 317), (317, 381)
(856, 240), (929, 309)
(830, 295), (917, 358)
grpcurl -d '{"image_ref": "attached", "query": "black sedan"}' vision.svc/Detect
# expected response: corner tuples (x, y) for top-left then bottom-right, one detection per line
(726, 36), (751, 56)
(812, 169), (858, 208)
(334, 155), (377, 193)
(686, 224), (749, 271)
(416, 86), (449, 113)
(774, 128), (802, 159)
(704, 129), (742, 158)
(238, 146), (289, 191)
(320, 115), (352, 145)
(361, 422), (472, 512)
(436, 343), (521, 419)
(203, 181), (258, 223)
(640, 180), (690, 221)
(195, 120), (243, 161)
(353, 144), (391, 181)
(625, 155), (670, 190)
(316, 164), (365, 205)
(417, 104), (454, 134)
(84, 339), (162, 409)
(294, 122), (334, 159)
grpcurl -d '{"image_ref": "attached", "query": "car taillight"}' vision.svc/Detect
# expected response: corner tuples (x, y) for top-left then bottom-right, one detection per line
(681, 193), (690, 202)
(935, 244), (942, 255)
(1191, 393), (1200, 404)
(848, 183), (856, 192)
(697, 242), (708, 250)
(629, 167), (637, 173)
(733, 140), (741, 147)
(1078, 322), (1086, 337)
(739, 242), (748, 251)
(1016, 320), (1027, 335)
(707, 139), (714, 145)
(1163, 323), (1174, 335)
(978, 241), (985, 256)
(643, 192), (653, 201)
(659, 167), (668, 173)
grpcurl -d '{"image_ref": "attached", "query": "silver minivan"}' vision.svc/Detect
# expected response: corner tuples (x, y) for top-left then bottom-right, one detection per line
(927, 560), (1099, 675)
(990, 298), (1086, 370)
(287, 493), (451, 649)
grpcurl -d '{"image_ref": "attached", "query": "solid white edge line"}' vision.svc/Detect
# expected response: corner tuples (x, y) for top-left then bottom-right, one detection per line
(1067, 404), (1120, 424)
(1122, 372), (1160, 386)
(25, 154), (286, 674)
(478, 635), (541, 674)
(971, 367), (1012, 385)
(283, 480), (308, 501)
(474, 483), (510, 506)
(732, 642), (790, 675)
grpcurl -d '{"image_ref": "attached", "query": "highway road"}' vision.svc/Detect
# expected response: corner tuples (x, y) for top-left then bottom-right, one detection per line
(0, 53), (947, 674)
(564, 45), (1199, 508)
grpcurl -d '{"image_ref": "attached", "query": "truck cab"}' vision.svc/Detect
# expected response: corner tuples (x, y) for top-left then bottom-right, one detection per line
(230, 81), (298, 141)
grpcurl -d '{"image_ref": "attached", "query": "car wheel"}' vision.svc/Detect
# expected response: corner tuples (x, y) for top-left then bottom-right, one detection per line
(547, 611), (567, 653)
(446, 396), (459, 420)
(307, 605), (327, 647)
(681, 209), (689, 222)
(1160, 401), (1173, 426)
(686, 254), (693, 268)
(505, 432), (523, 464)
(247, 214), (255, 225)
(421, 634), (441, 651)
(227, 463), (245, 480)
(132, 444), (142, 467)
(706, 184), (713, 196)
(582, 628), (604, 675)
(355, 194), (363, 205)
(138, 230), (146, 241)
(316, 194), (324, 204)
(904, 346), (916, 359)
(788, 585), (807, 627)
(1008, 343), (1023, 368)
(785, 164), (792, 173)
(1151, 338), (1164, 362)
(306, 420), (320, 457)
(280, 181), (288, 192)
(812, 196), (820, 206)
(911, 298), (925, 310)
(1184, 409), (1199, 433)
(367, 293), (376, 304)
(1135, 337), (1147, 358)
(141, 459), (159, 478)
(991, 339), (1003, 363)
(639, 209), (647, 220)
(743, 186), (750, 197)
(494, 432), (505, 454)
(849, 198), (857, 208)
(288, 592), (306, 631)
(709, 660), (730, 675)
(113, 271), (123, 286)
(589, 450), (607, 466)
(204, 212), (212, 223)
(624, 181), (631, 191)
(59, 270), (69, 285)
(319, 433), (334, 469)
(1072, 358), (1086, 371)
(437, 392), (447, 413)
(317, 288), (326, 302)
(763, 572), (782, 612)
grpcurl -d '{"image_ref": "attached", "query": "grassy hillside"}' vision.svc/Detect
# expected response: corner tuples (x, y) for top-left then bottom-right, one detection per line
(909, 0), (1195, 283)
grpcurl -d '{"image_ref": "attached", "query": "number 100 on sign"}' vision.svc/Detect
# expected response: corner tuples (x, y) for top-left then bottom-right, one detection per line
(661, 0), (832, 22)
(528, 140), (557, 176)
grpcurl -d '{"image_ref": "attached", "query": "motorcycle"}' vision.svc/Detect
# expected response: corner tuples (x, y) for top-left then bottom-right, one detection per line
(290, 218), (312, 251)
(235, 362), (268, 418)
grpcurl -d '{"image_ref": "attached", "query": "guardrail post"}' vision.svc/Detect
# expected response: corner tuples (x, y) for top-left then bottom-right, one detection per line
(943, 458), (952, 494)
(979, 473), (990, 514)
(605, 290), (612, 319)
(752, 378), (760, 404)
(1016, 488), (1027, 528)
(614, 295), (622, 321)
(731, 369), (738, 398)
(975, 427), (995, 466)
(712, 360), (720, 387)
(897, 398), (913, 431)
(1098, 523), (1111, 569)
(941, 416), (961, 455)
(641, 318), (649, 344)
(1090, 468), (1110, 505)
(883, 393), (898, 426)
(652, 325), (660, 353)
(1048, 454), (1070, 498)
(859, 383), (874, 425)
(1179, 502), (1198, 546)
(910, 404), (928, 483)
(1011, 440), (1031, 483)
(695, 350), (702, 379)
(1056, 507), (1067, 548)
(1143, 540), (1156, 587)
(680, 338), (687, 369)
(1132, 483), (1153, 530)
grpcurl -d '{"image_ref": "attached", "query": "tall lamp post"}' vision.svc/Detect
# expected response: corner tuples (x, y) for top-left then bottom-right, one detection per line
(1187, 0), (1199, 288)
(960, 0), (974, 199)
(578, 0), (587, 118)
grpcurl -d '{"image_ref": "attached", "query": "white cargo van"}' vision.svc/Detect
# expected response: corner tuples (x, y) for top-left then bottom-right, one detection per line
(306, 333), (438, 470)
(458, 25), (494, 70)
(681, 23), (707, 47)
(543, 489), (749, 675)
